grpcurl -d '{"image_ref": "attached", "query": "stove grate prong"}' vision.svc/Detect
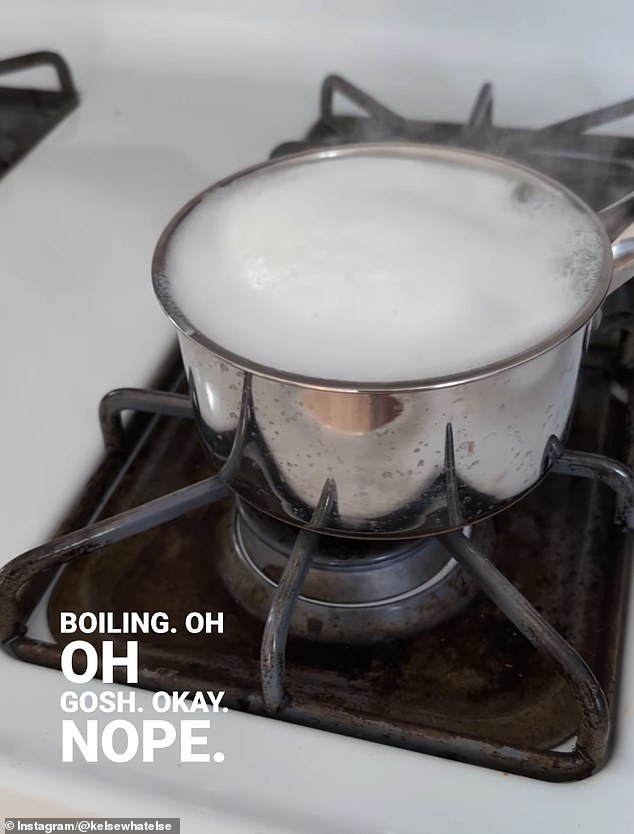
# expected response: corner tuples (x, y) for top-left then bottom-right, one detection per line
(468, 82), (494, 129)
(551, 448), (634, 529)
(319, 74), (407, 129)
(260, 478), (338, 712)
(99, 388), (193, 451)
(0, 475), (229, 645)
(445, 530), (609, 772)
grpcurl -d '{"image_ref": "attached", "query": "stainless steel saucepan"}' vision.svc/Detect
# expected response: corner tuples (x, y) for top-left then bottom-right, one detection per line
(152, 143), (634, 539)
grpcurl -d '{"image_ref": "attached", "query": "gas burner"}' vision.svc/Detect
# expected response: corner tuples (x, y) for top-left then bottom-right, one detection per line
(216, 502), (485, 642)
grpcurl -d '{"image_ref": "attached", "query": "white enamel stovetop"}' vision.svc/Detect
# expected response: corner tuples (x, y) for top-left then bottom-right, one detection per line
(2, 1), (634, 831)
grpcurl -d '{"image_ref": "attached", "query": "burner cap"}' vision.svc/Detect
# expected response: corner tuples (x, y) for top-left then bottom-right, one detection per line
(215, 502), (492, 643)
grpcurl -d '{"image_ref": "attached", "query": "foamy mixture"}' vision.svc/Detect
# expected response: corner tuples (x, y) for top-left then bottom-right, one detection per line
(164, 153), (605, 382)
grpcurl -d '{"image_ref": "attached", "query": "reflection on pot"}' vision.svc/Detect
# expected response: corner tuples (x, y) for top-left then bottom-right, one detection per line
(301, 391), (403, 433)
(178, 328), (584, 537)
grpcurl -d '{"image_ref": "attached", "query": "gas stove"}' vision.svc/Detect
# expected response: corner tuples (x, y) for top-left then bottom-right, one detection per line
(4, 4), (634, 831)
(3, 71), (634, 785)
(4, 335), (633, 782)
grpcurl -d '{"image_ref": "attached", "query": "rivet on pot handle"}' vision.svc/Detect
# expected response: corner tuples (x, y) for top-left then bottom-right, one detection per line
(598, 190), (634, 296)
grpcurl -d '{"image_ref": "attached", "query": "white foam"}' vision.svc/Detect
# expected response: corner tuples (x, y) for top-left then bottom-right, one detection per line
(164, 152), (605, 382)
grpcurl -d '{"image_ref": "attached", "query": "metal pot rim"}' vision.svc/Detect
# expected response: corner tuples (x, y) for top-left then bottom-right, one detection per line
(151, 142), (613, 393)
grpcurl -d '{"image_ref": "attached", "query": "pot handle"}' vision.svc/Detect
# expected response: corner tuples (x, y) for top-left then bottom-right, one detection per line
(609, 236), (634, 296)
(598, 191), (634, 295)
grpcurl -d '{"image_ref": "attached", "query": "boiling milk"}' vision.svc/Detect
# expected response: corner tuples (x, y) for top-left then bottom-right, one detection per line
(165, 153), (604, 383)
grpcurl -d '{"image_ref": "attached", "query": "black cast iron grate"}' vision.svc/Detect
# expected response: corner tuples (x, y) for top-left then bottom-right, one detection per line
(0, 51), (78, 178)
(272, 75), (634, 213)
(2, 76), (634, 782)
(0, 328), (633, 781)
